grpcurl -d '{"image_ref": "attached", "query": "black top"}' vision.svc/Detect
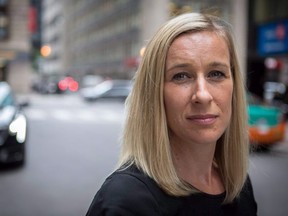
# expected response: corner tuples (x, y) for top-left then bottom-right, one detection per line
(86, 164), (257, 216)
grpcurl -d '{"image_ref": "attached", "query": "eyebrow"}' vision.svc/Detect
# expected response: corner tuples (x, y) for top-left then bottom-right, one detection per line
(208, 61), (230, 68)
(166, 61), (230, 73)
(166, 63), (190, 72)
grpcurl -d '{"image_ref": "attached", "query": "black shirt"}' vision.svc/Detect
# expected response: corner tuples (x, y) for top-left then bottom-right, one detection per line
(86, 164), (257, 216)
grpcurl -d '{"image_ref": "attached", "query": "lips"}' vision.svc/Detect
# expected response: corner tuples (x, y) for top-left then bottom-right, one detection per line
(187, 114), (218, 125)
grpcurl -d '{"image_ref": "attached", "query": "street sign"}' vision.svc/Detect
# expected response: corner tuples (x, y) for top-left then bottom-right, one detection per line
(258, 20), (288, 56)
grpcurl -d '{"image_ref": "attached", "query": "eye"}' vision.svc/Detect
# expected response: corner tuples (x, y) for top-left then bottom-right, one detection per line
(208, 70), (226, 80)
(172, 72), (190, 81)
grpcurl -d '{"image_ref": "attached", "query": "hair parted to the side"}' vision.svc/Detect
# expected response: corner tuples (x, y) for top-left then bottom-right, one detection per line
(118, 13), (249, 203)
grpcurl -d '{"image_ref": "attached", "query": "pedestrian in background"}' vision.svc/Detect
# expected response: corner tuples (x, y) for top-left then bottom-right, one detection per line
(86, 12), (257, 216)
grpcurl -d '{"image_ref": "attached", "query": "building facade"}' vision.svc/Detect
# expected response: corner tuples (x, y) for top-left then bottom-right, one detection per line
(40, 0), (64, 77)
(0, 0), (32, 93)
(40, 0), (248, 84)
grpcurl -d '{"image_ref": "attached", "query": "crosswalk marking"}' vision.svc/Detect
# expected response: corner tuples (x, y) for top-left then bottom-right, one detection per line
(51, 109), (73, 121)
(25, 109), (48, 120)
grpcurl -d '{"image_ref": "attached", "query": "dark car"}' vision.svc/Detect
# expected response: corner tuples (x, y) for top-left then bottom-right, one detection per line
(80, 79), (132, 101)
(0, 82), (28, 166)
(31, 74), (79, 94)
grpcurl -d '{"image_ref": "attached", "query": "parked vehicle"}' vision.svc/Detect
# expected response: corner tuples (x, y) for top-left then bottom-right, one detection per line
(248, 105), (285, 146)
(0, 82), (28, 166)
(80, 79), (132, 101)
(80, 75), (103, 88)
(247, 92), (286, 148)
(31, 75), (79, 94)
(58, 76), (79, 93)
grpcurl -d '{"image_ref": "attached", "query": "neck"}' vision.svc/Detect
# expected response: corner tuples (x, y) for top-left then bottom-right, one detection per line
(171, 140), (224, 195)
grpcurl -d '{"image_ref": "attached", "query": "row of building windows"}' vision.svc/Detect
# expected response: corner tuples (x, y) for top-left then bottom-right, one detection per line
(63, 0), (141, 75)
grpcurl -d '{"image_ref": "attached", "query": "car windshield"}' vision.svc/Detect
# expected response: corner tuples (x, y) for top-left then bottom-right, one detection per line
(93, 81), (113, 94)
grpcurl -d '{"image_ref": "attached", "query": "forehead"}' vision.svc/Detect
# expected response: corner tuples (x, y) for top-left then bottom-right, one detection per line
(166, 31), (230, 63)
(171, 30), (227, 50)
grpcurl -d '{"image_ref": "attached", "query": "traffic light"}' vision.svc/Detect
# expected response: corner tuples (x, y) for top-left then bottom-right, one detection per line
(40, 45), (52, 57)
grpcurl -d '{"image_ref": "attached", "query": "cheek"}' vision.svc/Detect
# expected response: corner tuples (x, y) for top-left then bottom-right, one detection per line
(164, 91), (177, 116)
(164, 86), (187, 122)
(218, 88), (233, 117)
(164, 86), (190, 110)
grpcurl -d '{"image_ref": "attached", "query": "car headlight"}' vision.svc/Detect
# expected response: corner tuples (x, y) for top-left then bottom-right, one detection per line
(9, 114), (27, 143)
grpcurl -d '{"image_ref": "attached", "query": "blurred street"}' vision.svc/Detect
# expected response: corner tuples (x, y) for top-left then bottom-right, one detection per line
(250, 141), (288, 216)
(0, 93), (125, 216)
(0, 93), (287, 216)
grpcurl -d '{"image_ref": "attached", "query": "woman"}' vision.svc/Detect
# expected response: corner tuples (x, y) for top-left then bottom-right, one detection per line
(86, 13), (257, 215)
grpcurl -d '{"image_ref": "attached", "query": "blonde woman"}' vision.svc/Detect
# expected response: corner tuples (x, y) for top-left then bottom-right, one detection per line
(86, 13), (257, 216)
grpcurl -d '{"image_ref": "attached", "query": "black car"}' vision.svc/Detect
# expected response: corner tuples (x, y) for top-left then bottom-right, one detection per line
(80, 79), (132, 101)
(0, 82), (28, 166)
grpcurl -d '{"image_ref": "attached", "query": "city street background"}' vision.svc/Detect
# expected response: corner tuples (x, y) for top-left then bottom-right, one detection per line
(0, 93), (287, 216)
(0, 1), (287, 215)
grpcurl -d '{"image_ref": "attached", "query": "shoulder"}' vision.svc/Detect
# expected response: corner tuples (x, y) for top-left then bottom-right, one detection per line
(102, 165), (160, 206)
(237, 175), (258, 215)
(86, 165), (161, 215)
(240, 175), (256, 199)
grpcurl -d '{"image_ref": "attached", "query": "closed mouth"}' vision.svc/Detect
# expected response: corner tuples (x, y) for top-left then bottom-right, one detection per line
(187, 114), (218, 124)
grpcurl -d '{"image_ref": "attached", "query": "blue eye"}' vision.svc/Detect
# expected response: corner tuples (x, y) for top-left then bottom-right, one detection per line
(209, 71), (225, 79)
(172, 72), (190, 81)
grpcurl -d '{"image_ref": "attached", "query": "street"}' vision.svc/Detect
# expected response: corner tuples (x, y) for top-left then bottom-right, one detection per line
(0, 93), (125, 216)
(0, 93), (288, 215)
(250, 144), (288, 216)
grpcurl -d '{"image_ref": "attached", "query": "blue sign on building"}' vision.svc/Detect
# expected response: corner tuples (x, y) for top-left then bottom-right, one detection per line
(258, 20), (288, 56)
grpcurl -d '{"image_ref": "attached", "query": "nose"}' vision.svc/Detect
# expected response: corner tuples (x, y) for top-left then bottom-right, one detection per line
(191, 77), (213, 104)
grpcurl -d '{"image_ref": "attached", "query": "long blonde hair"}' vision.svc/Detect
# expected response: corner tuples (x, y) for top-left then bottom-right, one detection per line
(118, 13), (249, 203)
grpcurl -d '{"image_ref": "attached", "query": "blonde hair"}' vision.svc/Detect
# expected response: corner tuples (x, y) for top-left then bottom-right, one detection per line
(118, 13), (249, 203)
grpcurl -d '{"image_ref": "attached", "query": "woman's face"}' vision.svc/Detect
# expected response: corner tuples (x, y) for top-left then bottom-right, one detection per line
(164, 31), (233, 147)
